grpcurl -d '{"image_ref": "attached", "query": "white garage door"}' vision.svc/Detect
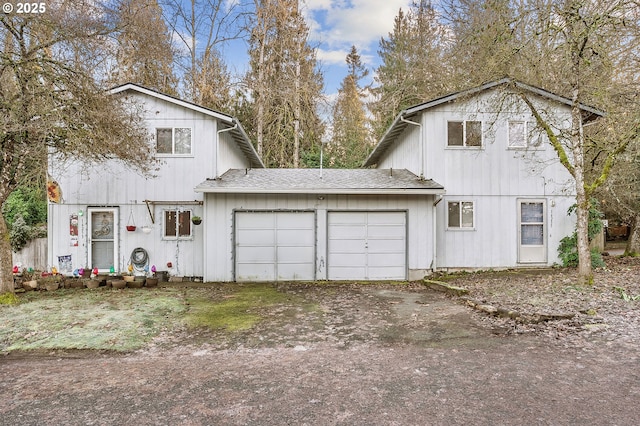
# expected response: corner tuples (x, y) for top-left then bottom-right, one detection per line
(328, 212), (406, 280)
(235, 211), (315, 281)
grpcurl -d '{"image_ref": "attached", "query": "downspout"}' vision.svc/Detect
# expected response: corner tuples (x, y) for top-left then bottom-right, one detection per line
(216, 122), (238, 179)
(433, 195), (444, 272)
(400, 115), (423, 179)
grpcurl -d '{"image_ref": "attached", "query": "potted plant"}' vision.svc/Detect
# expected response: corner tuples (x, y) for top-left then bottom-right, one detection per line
(191, 216), (202, 225)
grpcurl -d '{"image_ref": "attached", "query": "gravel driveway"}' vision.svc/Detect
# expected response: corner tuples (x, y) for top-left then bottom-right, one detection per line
(1, 258), (640, 425)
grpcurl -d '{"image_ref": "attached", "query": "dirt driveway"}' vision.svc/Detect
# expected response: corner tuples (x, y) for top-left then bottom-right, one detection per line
(1, 282), (640, 425)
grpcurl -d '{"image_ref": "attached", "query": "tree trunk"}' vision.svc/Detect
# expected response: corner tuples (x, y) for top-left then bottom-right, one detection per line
(625, 214), (640, 256)
(0, 215), (15, 294)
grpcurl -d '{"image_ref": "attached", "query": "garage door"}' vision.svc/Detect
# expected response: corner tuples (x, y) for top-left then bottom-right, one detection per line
(235, 211), (315, 281)
(328, 212), (406, 280)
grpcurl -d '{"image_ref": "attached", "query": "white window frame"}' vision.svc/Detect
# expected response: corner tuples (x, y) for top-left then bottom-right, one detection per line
(508, 121), (544, 149)
(447, 120), (483, 148)
(156, 127), (193, 156)
(163, 209), (193, 240)
(446, 200), (475, 230)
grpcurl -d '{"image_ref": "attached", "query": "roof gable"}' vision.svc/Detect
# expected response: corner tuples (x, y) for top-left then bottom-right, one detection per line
(364, 78), (605, 167)
(109, 83), (265, 168)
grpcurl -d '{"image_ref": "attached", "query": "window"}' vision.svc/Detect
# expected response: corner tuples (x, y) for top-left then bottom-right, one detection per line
(508, 121), (543, 148)
(520, 202), (544, 245)
(156, 128), (192, 155)
(164, 210), (192, 239)
(448, 201), (474, 229)
(447, 121), (482, 147)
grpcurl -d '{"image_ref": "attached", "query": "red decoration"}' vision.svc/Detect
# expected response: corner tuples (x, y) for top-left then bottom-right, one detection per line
(12, 266), (19, 274)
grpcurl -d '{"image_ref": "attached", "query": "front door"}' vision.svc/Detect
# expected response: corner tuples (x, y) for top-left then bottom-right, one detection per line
(518, 200), (546, 263)
(88, 207), (119, 272)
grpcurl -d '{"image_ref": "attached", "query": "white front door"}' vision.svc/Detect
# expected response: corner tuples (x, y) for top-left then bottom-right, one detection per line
(328, 211), (407, 280)
(518, 200), (547, 263)
(88, 207), (119, 272)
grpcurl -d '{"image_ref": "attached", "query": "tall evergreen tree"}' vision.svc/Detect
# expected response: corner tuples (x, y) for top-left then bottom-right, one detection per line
(369, 1), (452, 139)
(244, 0), (325, 168)
(329, 46), (371, 168)
(110, 0), (178, 94)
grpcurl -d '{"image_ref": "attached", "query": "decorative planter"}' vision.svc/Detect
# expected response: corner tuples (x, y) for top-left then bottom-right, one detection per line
(44, 282), (60, 291)
(191, 217), (202, 225)
(127, 278), (144, 288)
(111, 280), (126, 289)
(69, 279), (85, 289)
(85, 280), (100, 289)
(123, 275), (135, 283)
(145, 278), (158, 288)
(126, 225), (137, 232)
(141, 226), (152, 234)
(23, 280), (38, 291)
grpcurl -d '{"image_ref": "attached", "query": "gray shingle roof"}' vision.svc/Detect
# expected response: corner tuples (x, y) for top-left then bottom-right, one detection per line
(195, 168), (444, 195)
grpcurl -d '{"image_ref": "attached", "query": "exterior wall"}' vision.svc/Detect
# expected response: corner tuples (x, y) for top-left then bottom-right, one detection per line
(202, 193), (436, 282)
(377, 89), (578, 268)
(46, 90), (228, 276)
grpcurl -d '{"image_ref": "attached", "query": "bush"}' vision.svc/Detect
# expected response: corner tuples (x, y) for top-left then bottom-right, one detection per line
(557, 199), (605, 268)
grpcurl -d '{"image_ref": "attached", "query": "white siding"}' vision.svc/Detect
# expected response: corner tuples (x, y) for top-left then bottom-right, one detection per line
(203, 193), (435, 282)
(375, 88), (578, 269)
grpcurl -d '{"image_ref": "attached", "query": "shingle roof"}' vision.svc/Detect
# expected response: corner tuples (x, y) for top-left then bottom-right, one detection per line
(195, 168), (444, 195)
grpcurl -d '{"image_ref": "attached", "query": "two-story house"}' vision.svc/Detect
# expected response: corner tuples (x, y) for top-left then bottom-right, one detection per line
(363, 78), (604, 270)
(47, 83), (264, 278)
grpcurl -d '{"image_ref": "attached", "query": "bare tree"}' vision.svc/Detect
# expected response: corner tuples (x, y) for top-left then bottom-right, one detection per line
(109, 0), (179, 95)
(0, 1), (156, 294)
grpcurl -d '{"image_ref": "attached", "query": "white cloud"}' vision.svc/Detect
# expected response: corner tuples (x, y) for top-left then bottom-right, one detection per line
(304, 0), (411, 51)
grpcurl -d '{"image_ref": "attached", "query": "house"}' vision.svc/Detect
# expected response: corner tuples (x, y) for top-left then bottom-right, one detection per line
(47, 79), (603, 282)
(363, 78), (604, 270)
(47, 83), (264, 278)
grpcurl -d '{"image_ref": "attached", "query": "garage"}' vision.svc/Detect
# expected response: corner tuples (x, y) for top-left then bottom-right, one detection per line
(328, 211), (407, 280)
(235, 211), (315, 281)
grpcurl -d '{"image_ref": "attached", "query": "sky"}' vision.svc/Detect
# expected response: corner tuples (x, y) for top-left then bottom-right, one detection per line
(221, 0), (414, 98)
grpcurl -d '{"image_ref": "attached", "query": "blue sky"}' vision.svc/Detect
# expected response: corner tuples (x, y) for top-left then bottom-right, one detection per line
(219, 0), (413, 98)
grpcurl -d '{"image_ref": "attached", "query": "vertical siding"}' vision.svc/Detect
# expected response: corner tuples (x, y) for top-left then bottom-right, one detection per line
(376, 89), (578, 269)
(203, 193), (435, 282)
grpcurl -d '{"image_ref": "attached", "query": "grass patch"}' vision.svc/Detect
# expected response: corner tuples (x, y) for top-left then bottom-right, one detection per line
(0, 289), (187, 352)
(0, 292), (19, 305)
(185, 284), (293, 331)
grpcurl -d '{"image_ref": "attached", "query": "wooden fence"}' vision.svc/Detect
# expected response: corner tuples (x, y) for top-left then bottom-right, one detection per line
(12, 238), (48, 270)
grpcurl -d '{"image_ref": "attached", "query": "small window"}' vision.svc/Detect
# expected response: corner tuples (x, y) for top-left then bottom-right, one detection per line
(447, 201), (474, 229)
(164, 210), (192, 239)
(156, 128), (192, 155)
(509, 121), (543, 149)
(447, 121), (482, 147)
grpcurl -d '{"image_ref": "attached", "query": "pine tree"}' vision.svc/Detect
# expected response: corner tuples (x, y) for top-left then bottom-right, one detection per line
(110, 0), (178, 95)
(369, 1), (452, 139)
(329, 46), (371, 168)
(245, 0), (325, 168)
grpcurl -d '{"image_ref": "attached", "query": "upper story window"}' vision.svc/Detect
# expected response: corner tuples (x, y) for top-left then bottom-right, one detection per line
(156, 128), (192, 155)
(508, 121), (543, 149)
(447, 121), (482, 147)
(447, 201), (474, 229)
(164, 210), (192, 239)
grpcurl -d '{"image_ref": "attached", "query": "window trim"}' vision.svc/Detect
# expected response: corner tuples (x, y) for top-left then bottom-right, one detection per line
(447, 120), (483, 148)
(446, 200), (475, 231)
(155, 127), (193, 157)
(162, 209), (193, 240)
(507, 120), (545, 150)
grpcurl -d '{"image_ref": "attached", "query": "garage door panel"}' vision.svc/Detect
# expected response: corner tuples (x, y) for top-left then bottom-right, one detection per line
(328, 253), (367, 267)
(328, 211), (406, 281)
(237, 229), (274, 246)
(277, 229), (315, 246)
(235, 211), (315, 281)
(328, 225), (366, 239)
(236, 246), (275, 263)
(368, 253), (405, 267)
(367, 239), (405, 253)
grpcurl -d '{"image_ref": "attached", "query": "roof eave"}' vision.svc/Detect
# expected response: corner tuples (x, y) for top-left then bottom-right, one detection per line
(195, 187), (445, 195)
